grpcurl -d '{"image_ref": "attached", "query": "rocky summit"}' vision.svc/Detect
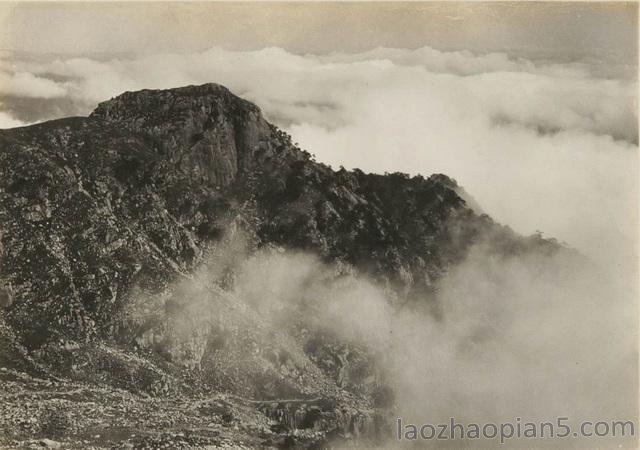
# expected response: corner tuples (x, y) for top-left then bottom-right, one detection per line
(0, 84), (560, 449)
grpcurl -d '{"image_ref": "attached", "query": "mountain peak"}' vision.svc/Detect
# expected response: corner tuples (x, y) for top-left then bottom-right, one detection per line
(90, 83), (260, 123)
(89, 83), (276, 188)
(0, 81), (563, 448)
(0, 82), (558, 350)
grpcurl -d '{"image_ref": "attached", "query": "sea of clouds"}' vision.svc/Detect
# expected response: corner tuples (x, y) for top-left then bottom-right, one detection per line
(2, 45), (637, 447)
(0, 45), (636, 266)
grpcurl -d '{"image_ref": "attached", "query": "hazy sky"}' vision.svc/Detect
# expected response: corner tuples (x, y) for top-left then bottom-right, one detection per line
(0, 2), (637, 60)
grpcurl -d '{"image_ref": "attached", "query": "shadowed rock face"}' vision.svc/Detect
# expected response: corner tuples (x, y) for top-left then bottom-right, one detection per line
(0, 83), (562, 447)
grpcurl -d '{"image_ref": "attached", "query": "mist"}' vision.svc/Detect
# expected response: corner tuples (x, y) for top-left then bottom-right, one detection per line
(132, 224), (636, 448)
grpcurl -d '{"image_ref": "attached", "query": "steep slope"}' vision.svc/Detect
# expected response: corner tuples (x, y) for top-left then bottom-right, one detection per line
(0, 83), (561, 448)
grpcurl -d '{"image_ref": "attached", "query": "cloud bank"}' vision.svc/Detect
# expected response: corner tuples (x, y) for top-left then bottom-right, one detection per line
(0, 45), (636, 266)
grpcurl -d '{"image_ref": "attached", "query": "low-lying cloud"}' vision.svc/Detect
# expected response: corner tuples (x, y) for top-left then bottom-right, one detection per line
(0, 71), (68, 100)
(142, 230), (637, 448)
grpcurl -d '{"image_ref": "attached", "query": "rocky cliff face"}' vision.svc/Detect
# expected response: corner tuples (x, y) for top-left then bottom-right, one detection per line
(90, 84), (279, 188)
(0, 83), (560, 448)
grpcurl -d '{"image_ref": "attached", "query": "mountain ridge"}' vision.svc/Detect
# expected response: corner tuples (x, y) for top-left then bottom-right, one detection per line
(0, 83), (562, 448)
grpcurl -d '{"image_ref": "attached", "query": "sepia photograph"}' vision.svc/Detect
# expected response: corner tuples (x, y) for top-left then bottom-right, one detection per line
(0, 1), (637, 449)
